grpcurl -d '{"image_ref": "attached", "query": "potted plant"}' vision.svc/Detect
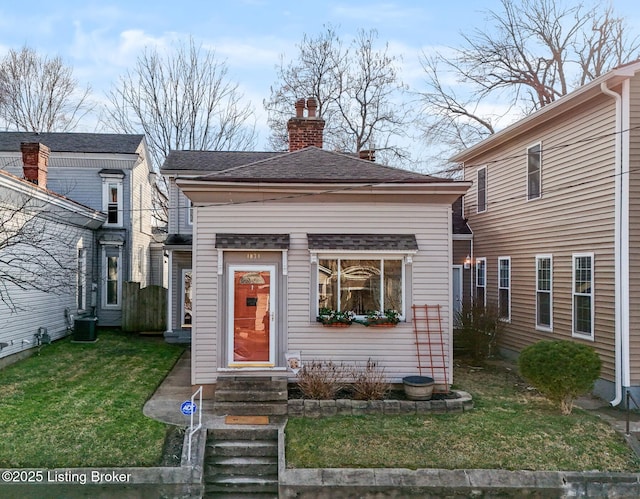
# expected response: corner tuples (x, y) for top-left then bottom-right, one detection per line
(360, 309), (400, 327)
(316, 308), (355, 327)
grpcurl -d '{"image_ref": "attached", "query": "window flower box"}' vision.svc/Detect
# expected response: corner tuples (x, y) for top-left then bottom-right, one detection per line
(316, 308), (355, 327)
(359, 310), (400, 327)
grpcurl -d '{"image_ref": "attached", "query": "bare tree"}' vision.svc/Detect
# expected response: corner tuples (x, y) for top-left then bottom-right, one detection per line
(0, 46), (93, 132)
(265, 27), (411, 164)
(102, 38), (257, 224)
(0, 191), (83, 312)
(103, 38), (257, 169)
(419, 0), (640, 170)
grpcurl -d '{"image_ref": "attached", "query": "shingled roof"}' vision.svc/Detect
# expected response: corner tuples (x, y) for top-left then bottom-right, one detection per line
(162, 150), (281, 173)
(0, 132), (144, 154)
(170, 147), (448, 184)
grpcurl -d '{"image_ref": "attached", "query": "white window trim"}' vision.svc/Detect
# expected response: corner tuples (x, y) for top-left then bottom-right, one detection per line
(315, 253), (407, 320)
(102, 244), (123, 310)
(477, 166), (487, 213)
(498, 256), (511, 322)
(475, 257), (486, 308)
(572, 252), (595, 340)
(535, 254), (553, 332)
(102, 177), (124, 227)
(527, 142), (542, 201)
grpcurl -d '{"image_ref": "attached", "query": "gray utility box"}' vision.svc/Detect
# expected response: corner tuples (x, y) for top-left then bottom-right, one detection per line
(73, 317), (98, 342)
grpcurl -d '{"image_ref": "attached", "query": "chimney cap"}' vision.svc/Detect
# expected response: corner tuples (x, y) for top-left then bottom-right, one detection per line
(295, 98), (305, 118)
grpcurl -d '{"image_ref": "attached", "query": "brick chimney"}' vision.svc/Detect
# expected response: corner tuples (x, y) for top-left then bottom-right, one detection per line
(287, 97), (325, 151)
(21, 142), (50, 189)
(358, 149), (376, 162)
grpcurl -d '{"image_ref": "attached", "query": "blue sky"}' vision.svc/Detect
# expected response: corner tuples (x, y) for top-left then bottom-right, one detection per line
(1, 0), (639, 149)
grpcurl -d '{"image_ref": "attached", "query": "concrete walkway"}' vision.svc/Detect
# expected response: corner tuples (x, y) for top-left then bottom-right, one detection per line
(143, 349), (285, 432)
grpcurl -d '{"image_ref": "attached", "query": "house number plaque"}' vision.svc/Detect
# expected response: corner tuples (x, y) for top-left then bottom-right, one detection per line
(246, 253), (261, 260)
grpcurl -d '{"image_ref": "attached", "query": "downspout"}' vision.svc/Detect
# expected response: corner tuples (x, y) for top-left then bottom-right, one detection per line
(600, 81), (629, 406)
(167, 249), (173, 333)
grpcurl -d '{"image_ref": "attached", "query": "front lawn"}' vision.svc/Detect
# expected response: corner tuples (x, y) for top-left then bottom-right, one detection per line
(0, 331), (184, 468)
(285, 362), (640, 471)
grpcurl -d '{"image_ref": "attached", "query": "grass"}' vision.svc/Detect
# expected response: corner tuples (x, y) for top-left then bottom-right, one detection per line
(0, 330), (184, 468)
(285, 360), (640, 471)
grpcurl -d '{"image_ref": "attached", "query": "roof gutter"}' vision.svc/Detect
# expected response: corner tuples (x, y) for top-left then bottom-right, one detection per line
(600, 80), (630, 407)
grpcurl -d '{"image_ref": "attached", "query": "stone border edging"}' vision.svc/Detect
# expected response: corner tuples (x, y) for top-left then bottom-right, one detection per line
(278, 467), (640, 497)
(287, 390), (473, 417)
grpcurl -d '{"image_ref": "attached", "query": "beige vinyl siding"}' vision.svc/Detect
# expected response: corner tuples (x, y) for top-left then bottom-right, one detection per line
(628, 75), (640, 385)
(191, 202), (453, 385)
(464, 92), (618, 381)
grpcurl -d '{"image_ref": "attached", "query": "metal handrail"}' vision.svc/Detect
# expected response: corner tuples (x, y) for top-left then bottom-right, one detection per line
(187, 386), (203, 463)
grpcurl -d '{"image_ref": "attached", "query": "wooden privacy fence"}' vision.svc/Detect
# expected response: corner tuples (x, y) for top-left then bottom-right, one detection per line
(122, 282), (167, 332)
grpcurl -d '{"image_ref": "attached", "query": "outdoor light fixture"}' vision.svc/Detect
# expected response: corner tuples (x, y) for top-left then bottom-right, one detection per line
(464, 255), (472, 269)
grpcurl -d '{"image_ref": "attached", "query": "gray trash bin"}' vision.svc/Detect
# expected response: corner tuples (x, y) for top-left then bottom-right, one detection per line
(73, 317), (98, 342)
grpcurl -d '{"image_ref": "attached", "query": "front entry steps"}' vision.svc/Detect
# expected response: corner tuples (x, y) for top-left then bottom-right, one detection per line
(206, 377), (286, 496)
(213, 376), (288, 417)
(205, 426), (279, 497)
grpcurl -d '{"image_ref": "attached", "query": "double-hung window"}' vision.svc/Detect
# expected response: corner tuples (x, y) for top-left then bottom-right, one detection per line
(101, 171), (124, 227)
(317, 257), (404, 318)
(536, 255), (552, 330)
(475, 257), (486, 307)
(573, 253), (594, 339)
(527, 143), (542, 200)
(498, 257), (511, 321)
(477, 166), (487, 213)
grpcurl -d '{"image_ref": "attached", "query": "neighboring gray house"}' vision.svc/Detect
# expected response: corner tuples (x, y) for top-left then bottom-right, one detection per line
(162, 98), (471, 393)
(0, 132), (159, 327)
(0, 152), (106, 362)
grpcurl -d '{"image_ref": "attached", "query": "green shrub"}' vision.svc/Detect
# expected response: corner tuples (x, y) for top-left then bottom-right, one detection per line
(518, 340), (601, 415)
(454, 302), (504, 362)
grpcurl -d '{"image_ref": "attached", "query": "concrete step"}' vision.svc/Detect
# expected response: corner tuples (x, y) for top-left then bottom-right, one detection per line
(215, 377), (288, 391)
(209, 427), (278, 441)
(205, 475), (278, 494)
(214, 388), (288, 403)
(212, 401), (288, 416)
(207, 440), (278, 458)
(206, 456), (277, 477)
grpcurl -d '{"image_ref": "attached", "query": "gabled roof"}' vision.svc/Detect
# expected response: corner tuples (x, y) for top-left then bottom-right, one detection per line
(173, 147), (448, 184)
(0, 132), (144, 154)
(450, 59), (640, 163)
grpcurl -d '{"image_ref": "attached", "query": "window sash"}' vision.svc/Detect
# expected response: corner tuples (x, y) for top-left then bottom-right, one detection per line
(572, 254), (593, 337)
(536, 256), (552, 330)
(103, 180), (123, 226)
(475, 257), (486, 307)
(527, 144), (541, 200)
(498, 257), (510, 321)
(318, 257), (404, 318)
(477, 167), (487, 213)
